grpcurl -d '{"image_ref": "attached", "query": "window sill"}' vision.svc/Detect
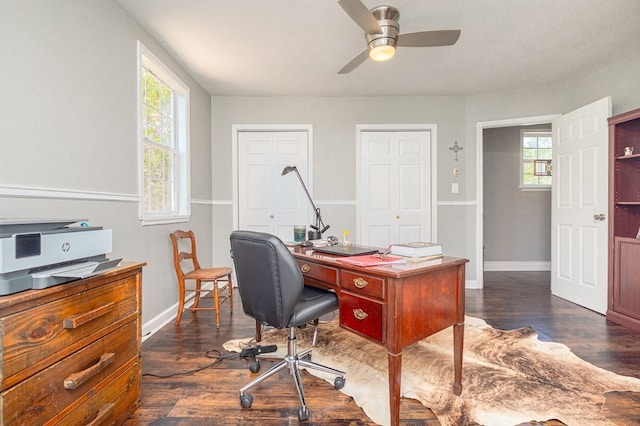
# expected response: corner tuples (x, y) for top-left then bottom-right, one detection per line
(519, 186), (551, 192)
(140, 215), (190, 226)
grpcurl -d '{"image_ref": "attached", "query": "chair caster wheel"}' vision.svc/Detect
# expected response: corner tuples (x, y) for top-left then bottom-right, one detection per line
(334, 376), (346, 389)
(240, 393), (253, 408)
(249, 361), (260, 373)
(298, 406), (309, 421)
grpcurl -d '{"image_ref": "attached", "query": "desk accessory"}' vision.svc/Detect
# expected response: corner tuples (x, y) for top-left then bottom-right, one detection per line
(282, 166), (329, 240)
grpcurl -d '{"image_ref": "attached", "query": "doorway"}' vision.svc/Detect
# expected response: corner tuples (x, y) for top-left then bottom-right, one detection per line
(476, 115), (558, 289)
(483, 124), (552, 273)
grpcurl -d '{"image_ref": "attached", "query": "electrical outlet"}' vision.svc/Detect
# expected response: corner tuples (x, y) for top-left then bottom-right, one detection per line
(452, 183), (459, 194)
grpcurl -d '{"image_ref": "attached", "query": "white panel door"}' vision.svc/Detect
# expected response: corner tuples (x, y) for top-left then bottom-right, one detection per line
(238, 131), (310, 242)
(551, 97), (611, 314)
(359, 130), (432, 248)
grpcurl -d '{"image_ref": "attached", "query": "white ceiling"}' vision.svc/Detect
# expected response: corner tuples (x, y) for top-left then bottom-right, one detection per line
(118, 0), (640, 97)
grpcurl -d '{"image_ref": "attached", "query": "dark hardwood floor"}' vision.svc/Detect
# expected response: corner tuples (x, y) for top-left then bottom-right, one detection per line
(124, 271), (640, 425)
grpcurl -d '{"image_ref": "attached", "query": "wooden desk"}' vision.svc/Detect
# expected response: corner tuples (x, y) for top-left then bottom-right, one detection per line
(292, 248), (468, 426)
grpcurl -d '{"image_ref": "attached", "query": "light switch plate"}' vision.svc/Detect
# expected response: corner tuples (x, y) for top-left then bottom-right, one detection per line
(452, 183), (459, 194)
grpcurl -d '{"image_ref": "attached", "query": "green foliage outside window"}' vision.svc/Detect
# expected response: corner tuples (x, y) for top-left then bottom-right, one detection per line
(142, 69), (176, 213)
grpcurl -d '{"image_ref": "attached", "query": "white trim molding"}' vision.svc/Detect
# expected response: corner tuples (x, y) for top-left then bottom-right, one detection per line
(0, 184), (138, 202)
(484, 261), (551, 272)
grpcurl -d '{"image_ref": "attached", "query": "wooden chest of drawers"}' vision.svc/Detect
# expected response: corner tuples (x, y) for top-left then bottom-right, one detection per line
(0, 262), (144, 425)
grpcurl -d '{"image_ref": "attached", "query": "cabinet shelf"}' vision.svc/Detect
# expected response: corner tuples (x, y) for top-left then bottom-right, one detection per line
(616, 153), (640, 160)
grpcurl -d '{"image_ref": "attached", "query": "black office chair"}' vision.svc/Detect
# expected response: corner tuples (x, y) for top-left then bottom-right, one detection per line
(229, 230), (346, 421)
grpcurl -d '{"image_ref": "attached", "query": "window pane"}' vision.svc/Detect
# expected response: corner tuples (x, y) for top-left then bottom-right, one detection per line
(523, 137), (538, 148)
(539, 137), (552, 148)
(538, 148), (552, 159)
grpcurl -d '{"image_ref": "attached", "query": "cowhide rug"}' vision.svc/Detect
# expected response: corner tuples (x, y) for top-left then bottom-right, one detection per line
(224, 316), (640, 426)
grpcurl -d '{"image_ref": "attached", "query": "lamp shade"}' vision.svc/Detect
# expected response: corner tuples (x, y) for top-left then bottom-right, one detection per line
(369, 44), (396, 61)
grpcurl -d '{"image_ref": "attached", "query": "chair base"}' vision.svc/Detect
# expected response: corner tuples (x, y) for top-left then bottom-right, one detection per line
(239, 328), (346, 420)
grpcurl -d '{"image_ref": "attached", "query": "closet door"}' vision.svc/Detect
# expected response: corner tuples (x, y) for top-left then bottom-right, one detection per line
(237, 130), (310, 242)
(359, 130), (433, 247)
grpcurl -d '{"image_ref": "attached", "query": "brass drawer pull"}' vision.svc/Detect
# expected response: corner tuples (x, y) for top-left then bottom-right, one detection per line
(300, 264), (311, 273)
(353, 308), (368, 320)
(86, 402), (115, 426)
(353, 277), (368, 289)
(64, 352), (115, 390)
(63, 302), (116, 329)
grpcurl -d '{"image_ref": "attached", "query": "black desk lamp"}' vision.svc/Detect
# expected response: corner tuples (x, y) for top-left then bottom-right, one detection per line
(282, 166), (329, 240)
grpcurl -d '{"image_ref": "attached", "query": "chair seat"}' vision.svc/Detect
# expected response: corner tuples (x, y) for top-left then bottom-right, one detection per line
(288, 286), (338, 327)
(185, 267), (232, 280)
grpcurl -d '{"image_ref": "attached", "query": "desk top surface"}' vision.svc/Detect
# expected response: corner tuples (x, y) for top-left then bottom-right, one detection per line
(291, 246), (468, 278)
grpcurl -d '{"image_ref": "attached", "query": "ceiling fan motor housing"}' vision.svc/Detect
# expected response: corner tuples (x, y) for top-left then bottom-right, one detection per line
(365, 6), (400, 52)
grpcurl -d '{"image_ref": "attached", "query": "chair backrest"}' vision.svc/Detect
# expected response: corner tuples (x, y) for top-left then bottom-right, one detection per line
(170, 230), (201, 279)
(229, 230), (304, 329)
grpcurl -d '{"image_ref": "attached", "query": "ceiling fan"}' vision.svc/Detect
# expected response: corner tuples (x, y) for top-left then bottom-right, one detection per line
(337, 0), (461, 74)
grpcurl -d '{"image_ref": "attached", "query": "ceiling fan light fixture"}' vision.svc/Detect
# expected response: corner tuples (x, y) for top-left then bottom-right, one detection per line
(369, 43), (396, 62)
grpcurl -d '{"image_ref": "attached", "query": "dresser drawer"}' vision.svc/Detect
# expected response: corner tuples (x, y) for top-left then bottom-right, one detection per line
(0, 275), (138, 386)
(1, 320), (138, 425)
(296, 260), (338, 287)
(339, 293), (384, 343)
(340, 270), (385, 300)
(53, 359), (140, 426)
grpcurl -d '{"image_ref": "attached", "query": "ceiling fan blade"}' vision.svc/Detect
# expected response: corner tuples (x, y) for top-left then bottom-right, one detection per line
(338, 49), (369, 74)
(338, 0), (382, 34)
(397, 30), (461, 47)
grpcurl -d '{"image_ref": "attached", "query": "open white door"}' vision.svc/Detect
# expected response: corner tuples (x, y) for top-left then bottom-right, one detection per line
(551, 97), (611, 314)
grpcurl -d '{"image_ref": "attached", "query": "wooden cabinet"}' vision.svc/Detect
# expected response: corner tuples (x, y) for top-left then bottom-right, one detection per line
(608, 107), (640, 332)
(0, 262), (144, 425)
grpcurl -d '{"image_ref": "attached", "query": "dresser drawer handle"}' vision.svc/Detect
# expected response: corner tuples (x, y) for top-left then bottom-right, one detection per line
(64, 352), (115, 390)
(353, 308), (368, 320)
(85, 402), (115, 426)
(353, 277), (368, 289)
(300, 264), (311, 273)
(63, 302), (116, 329)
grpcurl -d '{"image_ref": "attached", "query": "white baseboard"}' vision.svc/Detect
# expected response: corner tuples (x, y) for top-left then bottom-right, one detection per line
(465, 279), (481, 289)
(142, 283), (214, 342)
(483, 261), (551, 272)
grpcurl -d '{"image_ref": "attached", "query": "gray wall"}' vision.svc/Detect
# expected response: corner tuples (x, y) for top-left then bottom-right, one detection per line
(483, 125), (552, 263)
(212, 52), (640, 286)
(0, 0), (216, 330)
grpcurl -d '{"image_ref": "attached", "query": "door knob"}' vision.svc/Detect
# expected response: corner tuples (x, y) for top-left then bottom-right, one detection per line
(593, 213), (606, 221)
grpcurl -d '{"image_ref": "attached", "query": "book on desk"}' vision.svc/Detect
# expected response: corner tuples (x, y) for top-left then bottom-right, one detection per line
(390, 241), (443, 258)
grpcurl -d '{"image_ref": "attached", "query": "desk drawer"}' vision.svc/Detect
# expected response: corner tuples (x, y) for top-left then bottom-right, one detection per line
(53, 359), (140, 426)
(297, 260), (338, 287)
(1, 275), (138, 386)
(340, 271), (385, 300)
(2, 320), (137, 425)
(340, 293), (384, 343)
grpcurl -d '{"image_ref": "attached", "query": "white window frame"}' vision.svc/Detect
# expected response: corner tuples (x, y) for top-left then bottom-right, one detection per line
(137, 41), (190, 225)
(520, 129), (552, 191)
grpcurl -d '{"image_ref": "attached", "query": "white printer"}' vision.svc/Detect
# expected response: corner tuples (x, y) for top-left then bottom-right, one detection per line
(0, 219), (119, 295)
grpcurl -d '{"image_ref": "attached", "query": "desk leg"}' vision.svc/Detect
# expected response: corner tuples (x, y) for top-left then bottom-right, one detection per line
(453, 321), (464, 396)
(388, 352), (402, 426)
(255, 321), (262, 343)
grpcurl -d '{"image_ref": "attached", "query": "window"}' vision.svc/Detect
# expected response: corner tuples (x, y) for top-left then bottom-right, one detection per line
(521, 130), (552, 189)
(137, 42), (190, 224)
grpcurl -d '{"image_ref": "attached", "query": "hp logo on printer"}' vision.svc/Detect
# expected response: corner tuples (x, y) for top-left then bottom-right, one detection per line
(62, 242), (71, 252)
